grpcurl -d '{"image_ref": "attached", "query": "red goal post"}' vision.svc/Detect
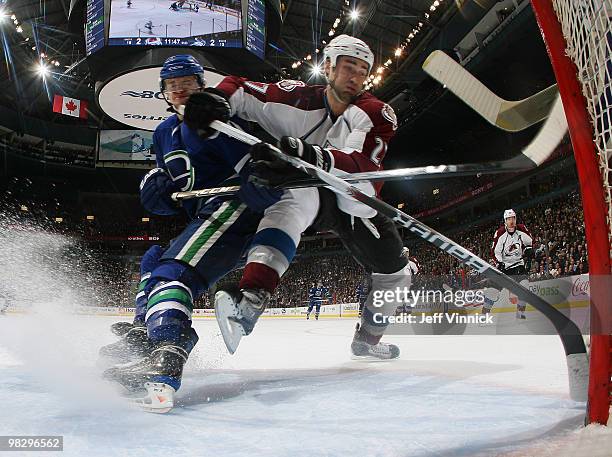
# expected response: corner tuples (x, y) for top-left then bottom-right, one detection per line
(531, 0), (612, 425)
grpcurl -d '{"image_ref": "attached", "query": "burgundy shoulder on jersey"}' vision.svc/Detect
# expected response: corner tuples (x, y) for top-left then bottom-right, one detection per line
(216, 76), (326, 111)
(354, 93), (398, 132)
(516, 223), (533, 238)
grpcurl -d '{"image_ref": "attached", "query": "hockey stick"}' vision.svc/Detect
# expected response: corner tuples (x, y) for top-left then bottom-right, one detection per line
(171, 163), (523, 201)
(172, 95), (567, 201)
(422, 50), (560, 132)
(210, 119), (588, 402)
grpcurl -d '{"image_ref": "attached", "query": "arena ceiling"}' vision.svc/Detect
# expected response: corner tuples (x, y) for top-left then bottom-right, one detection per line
(0, 1), (557, 180)
(0, 0), (473, 119)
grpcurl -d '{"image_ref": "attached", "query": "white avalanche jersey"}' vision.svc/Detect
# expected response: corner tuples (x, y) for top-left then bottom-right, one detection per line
(215, 77), (398, 217)
(492, 224), (533, 269)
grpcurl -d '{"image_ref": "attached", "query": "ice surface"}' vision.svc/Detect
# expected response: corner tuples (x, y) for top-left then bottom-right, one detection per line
(1, 221), (610, 456)
(2, 316), (609, 457)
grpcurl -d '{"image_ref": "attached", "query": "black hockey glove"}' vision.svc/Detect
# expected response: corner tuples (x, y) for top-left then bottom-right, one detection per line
(278, 136), (333, 172)
(183, 88), (231, 138)
(249, 137), (333, 187)
(249, 142), (306, 187)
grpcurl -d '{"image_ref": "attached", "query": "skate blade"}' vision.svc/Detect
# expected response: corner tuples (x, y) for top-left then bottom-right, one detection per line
(128, 382), (175, 414)
(350, 353), (397, 362)
(214, 291), (245, 355)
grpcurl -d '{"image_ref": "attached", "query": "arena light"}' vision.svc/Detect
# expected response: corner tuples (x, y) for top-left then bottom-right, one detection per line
(86, 215), (95, 220)
(141, 217), (150, 222)
(350, 9), (360, 21)
(16, 26), (22, 33)
(36, 62), (49, 77)
(310, 65), (323, 77)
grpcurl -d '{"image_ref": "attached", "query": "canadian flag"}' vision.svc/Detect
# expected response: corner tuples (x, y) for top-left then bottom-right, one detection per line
(52, 95), (88, 119)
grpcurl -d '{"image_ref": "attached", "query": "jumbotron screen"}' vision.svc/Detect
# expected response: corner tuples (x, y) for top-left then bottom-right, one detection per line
(108, 0), (243, 48)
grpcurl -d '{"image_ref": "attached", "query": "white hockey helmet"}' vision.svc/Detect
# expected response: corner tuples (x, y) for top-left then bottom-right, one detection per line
(503, 209), (516, 221)
(323, 34), (374, 74)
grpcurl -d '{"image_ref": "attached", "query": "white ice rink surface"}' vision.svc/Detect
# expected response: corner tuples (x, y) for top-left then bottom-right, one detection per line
(1, 314), (611, 457)
(109, 0), (241, 38)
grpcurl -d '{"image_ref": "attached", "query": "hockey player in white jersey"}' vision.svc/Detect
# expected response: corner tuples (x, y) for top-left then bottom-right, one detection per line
(482, 209), (534, 319)
(183, 35), (411, 360)
(403, 247), (420, 276)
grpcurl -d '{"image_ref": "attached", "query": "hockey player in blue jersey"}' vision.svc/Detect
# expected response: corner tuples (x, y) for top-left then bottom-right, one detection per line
(355, 279), (369, 318)
(306, 281), (329, 320)
(101, 55), (280, 412)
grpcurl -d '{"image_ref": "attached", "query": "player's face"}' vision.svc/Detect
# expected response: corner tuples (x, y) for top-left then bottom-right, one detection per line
(505, 216), (516, 231)
(163, 75), (203, 107)
(327, 56), (369, 102)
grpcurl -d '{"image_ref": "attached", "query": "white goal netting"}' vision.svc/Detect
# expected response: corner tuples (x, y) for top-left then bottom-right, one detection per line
(552, 0), (612, 262)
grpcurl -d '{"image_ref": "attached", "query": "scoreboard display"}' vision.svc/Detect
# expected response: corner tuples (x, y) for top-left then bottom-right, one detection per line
(85, 0), (105, 55)
(85, 0), (265, 58)
(108, 0), (243, 49)
(245, 0), (265, 59)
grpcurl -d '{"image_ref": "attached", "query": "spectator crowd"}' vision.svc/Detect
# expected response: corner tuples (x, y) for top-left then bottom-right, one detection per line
(2, 176), (591, 309)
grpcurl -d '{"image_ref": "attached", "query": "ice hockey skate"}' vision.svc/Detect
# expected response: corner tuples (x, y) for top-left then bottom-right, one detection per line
(214, 287), (270, 354)
(350, 323), (400, 360)
(99, 325), (152, 364)
(110, 321), (136, 337)
(103, 342), (188, 413)
(351, 323), (400, 360)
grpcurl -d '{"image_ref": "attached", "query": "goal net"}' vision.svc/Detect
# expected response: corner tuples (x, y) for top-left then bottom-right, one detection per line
(531, 0), (612, 425)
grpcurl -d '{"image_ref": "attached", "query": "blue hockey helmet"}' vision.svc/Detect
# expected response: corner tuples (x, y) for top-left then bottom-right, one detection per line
(159, 54), (205, 91)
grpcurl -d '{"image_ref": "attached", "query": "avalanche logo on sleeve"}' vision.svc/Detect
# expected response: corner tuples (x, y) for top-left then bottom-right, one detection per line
(277, 80), (306, 92)
(381, 104), (398, 130)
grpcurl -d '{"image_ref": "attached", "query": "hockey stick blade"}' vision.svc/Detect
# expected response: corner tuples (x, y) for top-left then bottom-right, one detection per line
(210, 120), (587, 402)
(422, 50), (560, 132)
(176, 99), (565, 201)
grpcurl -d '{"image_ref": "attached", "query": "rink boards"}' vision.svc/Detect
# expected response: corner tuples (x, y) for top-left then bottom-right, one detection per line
(3, 274), (591, 319)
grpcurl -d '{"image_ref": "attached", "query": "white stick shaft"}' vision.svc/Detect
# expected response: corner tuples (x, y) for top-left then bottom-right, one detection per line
(210, 120), (261, 146)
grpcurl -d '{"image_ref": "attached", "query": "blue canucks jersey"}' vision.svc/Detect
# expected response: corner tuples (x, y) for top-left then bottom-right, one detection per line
(152, 114), (250, 216)
(355, 283), (368, 302)
(308, 286), (329, 302)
